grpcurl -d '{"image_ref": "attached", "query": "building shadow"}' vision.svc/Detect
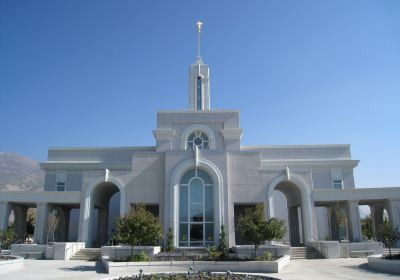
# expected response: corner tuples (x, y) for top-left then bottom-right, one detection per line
(58, 261), (106, 274)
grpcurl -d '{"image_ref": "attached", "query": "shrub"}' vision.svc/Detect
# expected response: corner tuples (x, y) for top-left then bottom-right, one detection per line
(129, 251), (149, 262)
(255, 251), (272, 261)
(0, 225), (15, 250)
(206, 246), (220, 261)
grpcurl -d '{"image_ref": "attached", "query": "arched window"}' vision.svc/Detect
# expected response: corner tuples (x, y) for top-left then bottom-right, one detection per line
(179, 168), (214, 247)
(196, 76), (202, 110)
(187, 130), (209, 150)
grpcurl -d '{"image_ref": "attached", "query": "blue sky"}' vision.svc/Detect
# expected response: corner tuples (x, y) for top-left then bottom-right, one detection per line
(0, 0), (399, 188)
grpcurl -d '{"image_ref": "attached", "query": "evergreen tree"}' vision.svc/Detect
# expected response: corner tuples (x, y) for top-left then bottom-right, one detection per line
(218, 224), (229, 260)
(165, 227), (175, 252)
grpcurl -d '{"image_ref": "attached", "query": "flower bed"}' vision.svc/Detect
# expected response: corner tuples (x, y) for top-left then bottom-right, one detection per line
(113, 272), (280, 280)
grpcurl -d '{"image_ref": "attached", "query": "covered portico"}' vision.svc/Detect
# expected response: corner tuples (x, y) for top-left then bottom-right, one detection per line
(0, 191), (81, 244)
(313, 187), (400, 241)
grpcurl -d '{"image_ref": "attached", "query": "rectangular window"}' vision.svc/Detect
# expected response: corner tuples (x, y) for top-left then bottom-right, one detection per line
(333, 180), (343, 189)
(56, 182), (65, 191)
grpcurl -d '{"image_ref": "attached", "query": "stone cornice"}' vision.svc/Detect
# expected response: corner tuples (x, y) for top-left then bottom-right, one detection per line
(242, 144), (351, 150)
(40, 161), (132, 171)
(220, 128), (243, 139)
(313, 187), (400, 202)
(261, 159), (359, 169)
(0, 191), (82, 204)
(152, 129), (176, 141)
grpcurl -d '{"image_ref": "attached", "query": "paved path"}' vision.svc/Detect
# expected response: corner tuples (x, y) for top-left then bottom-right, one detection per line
(1, 258), (399, 280)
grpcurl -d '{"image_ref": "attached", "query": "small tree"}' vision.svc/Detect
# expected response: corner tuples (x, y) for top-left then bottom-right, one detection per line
(165, 227), (175, 252)
(47, 211), (59, 243)
(113, 203), (163, 258)
(218, 224), (229, 260)
(0, 224), (15, 250)
(237, 204), (286, 259)
(379, 218), (400, 257)
(361, 215), (374, 240)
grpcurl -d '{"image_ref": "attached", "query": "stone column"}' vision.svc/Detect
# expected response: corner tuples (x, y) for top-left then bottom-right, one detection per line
(346, 200), (362, 242)
(369, 202), (384, 239)
(385, 199), (400, 230)
(0, 202), (12, 230)
(34, 203), (49, 244)
(78, 193), (93, 246)
(13, 205), (27, 241)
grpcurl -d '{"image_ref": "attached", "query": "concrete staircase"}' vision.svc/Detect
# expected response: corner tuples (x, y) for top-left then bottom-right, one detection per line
(290, 246), (322, 259)
(70, 248), (101, 261)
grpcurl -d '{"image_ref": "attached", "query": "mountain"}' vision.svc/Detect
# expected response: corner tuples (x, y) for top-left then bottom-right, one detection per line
(0, 152), (44, 191)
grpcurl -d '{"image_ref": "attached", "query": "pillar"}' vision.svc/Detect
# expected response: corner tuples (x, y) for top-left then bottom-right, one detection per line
(385, 199), (400, 230)
(13, 205), (27, 241)
(78, 193), (93, 246)
(369, 202), (384, 240)
(0, 202), (12, 230)
(346, 200), (362, 242)
(34, 203), (49, 244)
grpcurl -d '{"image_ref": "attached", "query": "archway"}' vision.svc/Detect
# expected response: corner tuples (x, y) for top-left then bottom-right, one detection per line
(272, 181), (305, 246)
(90, 182), (121, 247)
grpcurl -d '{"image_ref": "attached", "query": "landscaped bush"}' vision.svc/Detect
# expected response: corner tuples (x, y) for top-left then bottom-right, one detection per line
(114, 272), (280, 280)
(129, 251), (149, 262)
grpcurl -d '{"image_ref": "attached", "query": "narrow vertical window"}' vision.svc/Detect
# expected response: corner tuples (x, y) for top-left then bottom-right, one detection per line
(196, 77), (202, 110)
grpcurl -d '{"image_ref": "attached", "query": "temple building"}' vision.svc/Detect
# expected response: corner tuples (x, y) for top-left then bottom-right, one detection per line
(1, 22), (400, 249)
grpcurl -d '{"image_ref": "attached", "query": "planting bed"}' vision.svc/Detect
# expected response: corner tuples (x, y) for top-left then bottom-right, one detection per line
(114, 272), (280, 280)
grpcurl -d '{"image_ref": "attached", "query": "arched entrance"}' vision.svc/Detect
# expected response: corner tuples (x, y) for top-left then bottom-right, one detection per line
(267, 175), (316, 246)
(89, 181), (121, 247)
(274, 181), (304, 246)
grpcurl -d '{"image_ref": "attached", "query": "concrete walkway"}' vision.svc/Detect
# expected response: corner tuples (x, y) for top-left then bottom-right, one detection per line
(1, 258), (399, 280)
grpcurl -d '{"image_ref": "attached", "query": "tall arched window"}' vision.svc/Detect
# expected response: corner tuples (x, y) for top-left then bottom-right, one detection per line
(196, 76), (202, 110)
(179, 168), (214, 247)
(187, 130), (209, 150)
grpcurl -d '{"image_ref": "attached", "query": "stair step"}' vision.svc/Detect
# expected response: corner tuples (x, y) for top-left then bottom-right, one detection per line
(70, 248), (100, 261)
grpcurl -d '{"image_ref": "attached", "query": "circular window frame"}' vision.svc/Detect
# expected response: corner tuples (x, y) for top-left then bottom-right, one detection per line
(182, 124), (216, 150)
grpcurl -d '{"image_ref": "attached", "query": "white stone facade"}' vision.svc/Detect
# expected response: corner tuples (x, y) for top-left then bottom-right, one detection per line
(1, 51), (400, 249)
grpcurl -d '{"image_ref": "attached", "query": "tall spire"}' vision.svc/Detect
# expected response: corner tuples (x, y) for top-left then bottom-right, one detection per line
(189, 20), (210, 110)
(196, 21), (203, 62)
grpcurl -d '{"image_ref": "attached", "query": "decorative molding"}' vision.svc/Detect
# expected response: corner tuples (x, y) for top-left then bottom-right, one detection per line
(284, 167), (290, 181)
(152, 129), (176, 141)
(261, 159), (359, 169)
(40, 161), (132, 171)
(220, 128), (243, 139)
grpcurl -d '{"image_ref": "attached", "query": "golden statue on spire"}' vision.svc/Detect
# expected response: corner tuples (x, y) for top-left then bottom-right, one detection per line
(197, 21), (203, 33)
(196, 21), (203, 60)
